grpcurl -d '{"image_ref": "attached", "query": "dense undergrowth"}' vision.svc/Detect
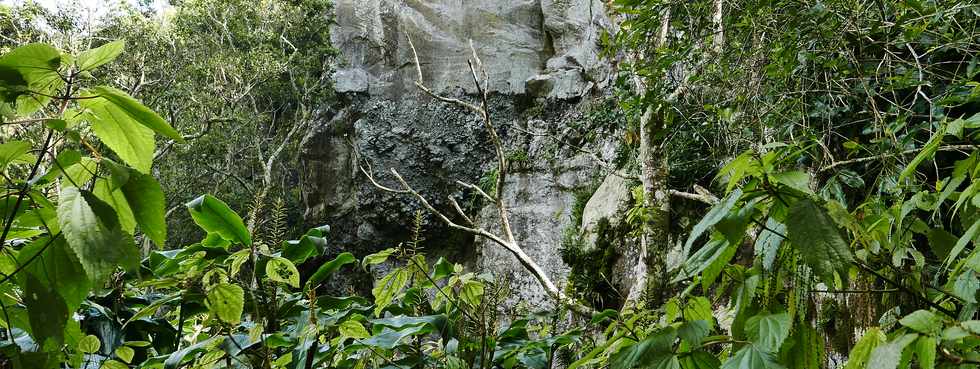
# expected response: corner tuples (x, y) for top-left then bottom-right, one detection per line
(0, 0), (979, 368)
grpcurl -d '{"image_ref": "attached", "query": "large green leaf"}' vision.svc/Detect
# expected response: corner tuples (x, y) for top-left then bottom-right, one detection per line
(75, 40), (124, 71)
(372, 267), (409, 316)
(79, 91), (155, 173)
(88, 86), (182, 141)
(898, 310), (943, 335)
(683, 189), (742, 256)
(0, 140), (32, 170)
(17, 236), (90, 312)
(843, 327), (887, 369)
(57, 187), (139, 283)
(306, 252), (355, 290)
(0, 43), (63, 115)
(266, 256), (300, 288)
(185, 194), (250, 246)
(754, 218), (785, 271)
(93, 178), (136, 234)
(745, 312), (790, 352)
(119, 170), (167, 247)
(22, 274), (69, 348)
(867, 334), (918, 369)
(611, 328), (678, 369)
(786, 199), (853, 285)
(721, 345), (784, 369)
(206, 283), (244, 325)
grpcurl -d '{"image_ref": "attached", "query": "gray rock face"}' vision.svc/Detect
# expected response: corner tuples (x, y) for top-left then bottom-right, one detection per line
(329, 0), (610, 98)
(300, 0), (617, 307)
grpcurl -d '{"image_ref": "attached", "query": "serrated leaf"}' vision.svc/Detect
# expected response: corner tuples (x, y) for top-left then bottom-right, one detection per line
(678, 320), (710, 347)
(119, 170), (166, 247)
(786, 199), (854, 285)
(76, 40), (124, 71)
(867, 334), (918, 369)
(372, 267), (409, 316)
(755, 218), (785, 271)
(0, 43), (63, 115)
(610, 328), (678, 369)
(58, 187), (139, 283)
(721, 345), (784, 369)
(898, 310), (942, 334)
(88, 86), (182, 141)
(185, 194), (250, 246)
(206, 283), (244, 325)
(93, 177), (136, 234)
(266, 256), (300, 288)
(79, 90), (155, 173)
(745, 312), (790, 352)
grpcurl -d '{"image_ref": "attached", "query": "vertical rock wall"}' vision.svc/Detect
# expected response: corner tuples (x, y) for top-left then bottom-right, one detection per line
(300, 0), (619, 308)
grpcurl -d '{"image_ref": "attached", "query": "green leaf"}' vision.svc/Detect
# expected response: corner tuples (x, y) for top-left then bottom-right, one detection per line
(755, 218), (785, 271)
(63, 157), (98, 186)
(119, 170), (167, 247)
(88, 86), (182, 141)
(926, 228), (956, 260)
(773, 170), (812, 194)
(206, 283), (244, 325)
(17, 236), (90, 312)
(783, 323), (823, 369)
(899, 130), (942, 182)
(721, 345), (784, 369)
(867, 334), (918, 369)
(372, 267), (409, 316)
(0, 43), (63, 115)
(76, 40), (124, 71)
(185, 195), (250, 246)
(362, 247), (397, 269)
(675, 236), (733, 283)
(266, 256), (300, 288)
(943, 218), (980, 271)
(93, 178), (136, 234)
(683, 189), (742, 257)
(58, 187), (139, 283)
(78, 335), (100, 354)
(114, 346), (134, 364)
(680, 351), (720, 369)
(460, 279), (485, 306)
(23, 273), (69, 348)
(912, 336), (936, 369)
(951, 270), (979, 303)
(306, 252), (355, 290)
(339, 320), (370, 339)
(678, 320), (710, 347)
(745, 312), (790, 352)
(79, 90), (155, 173)
(843, 327), (887, 369)
(0, 140), (31, 170)
(786, 199), (854, 285)
(898, 310), (943, 334)
(610, 328), (678, 369)
(101, 359), (128, 369)
(683, 297), (715, 330)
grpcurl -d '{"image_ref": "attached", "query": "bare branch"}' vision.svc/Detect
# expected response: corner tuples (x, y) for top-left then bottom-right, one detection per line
(455, 180), (495, 202)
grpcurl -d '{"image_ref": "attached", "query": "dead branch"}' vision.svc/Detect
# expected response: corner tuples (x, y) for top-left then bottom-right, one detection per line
(359, 34), (596, 317)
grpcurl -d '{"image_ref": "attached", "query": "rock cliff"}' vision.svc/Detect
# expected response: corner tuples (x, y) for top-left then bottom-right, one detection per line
(299, 0), (625, 308)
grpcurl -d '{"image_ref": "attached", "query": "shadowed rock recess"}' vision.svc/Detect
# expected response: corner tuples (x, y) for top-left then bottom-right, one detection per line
(299, 0), (623, 307)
